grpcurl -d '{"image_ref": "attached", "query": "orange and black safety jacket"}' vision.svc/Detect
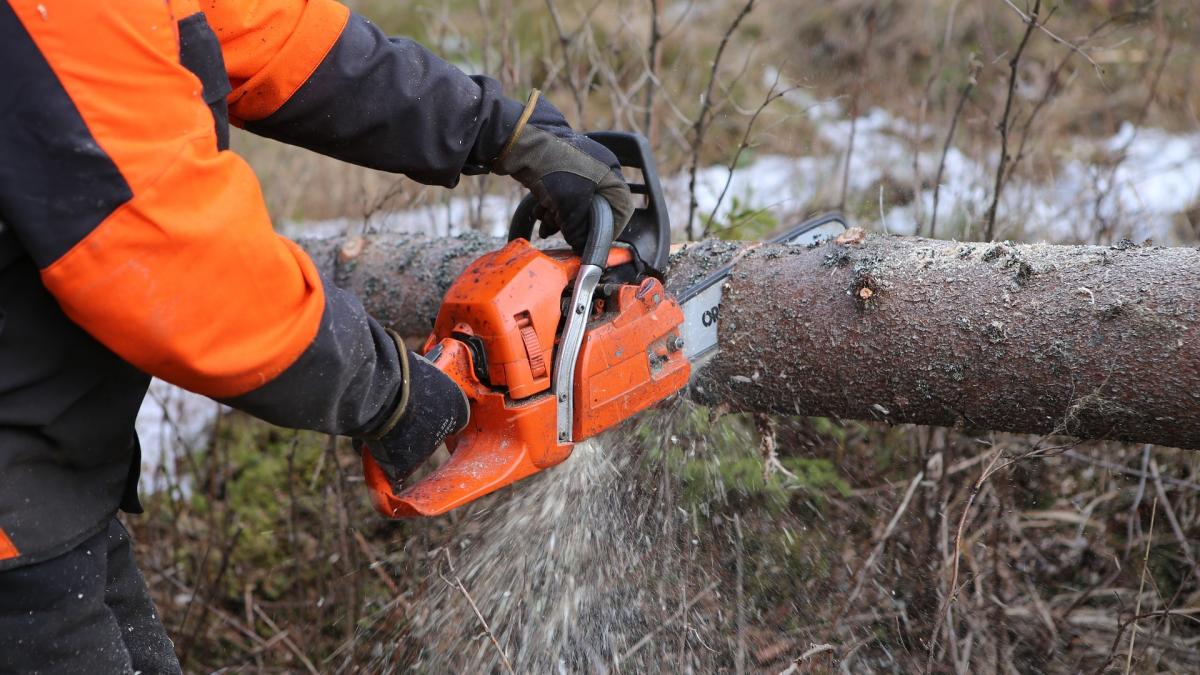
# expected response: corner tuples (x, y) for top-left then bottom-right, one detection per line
(0, 0), (526, 570)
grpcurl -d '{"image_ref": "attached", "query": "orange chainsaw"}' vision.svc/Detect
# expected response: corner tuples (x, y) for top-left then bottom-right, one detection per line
(361, 132), (846, 517)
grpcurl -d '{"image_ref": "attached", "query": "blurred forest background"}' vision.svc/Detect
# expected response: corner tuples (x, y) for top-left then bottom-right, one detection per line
(128, 0), (1200, 672)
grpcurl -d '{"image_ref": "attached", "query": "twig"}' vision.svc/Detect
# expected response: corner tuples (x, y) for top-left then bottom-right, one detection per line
(620, 582), (719, 662)
(157, 570), (264, 652)
(1089, 30), (1173, 243)
(911, 0), (963, 231)
(441, 549), (515, 675)
(777, 644), (835, 674)
(679, 530), (691, 665)
(984, 0), (1041, 241)
(543, 0), (586, 122)
(1001, 0), (1106, 79)
(352, 529), (401, 596)
(701, 77), (798, 238)
(755, 413), (797, 482)
(643, 0), (662, 137)
(178, 516), (242, 668)
(878, 185), (889, 234)
(1126, 497), (1158, 674)
(1149, 459), (1200, 588)
(929, 59), (978, 238)
(735, 514), (747, 675)
(838, 9), (876, 213)
(1004, 9), (1122, 188)
(324, 434), (360, 645)
(926, 447), (1006, 673)
(835, 472), (924, 627)
(685, 0), (756, 240)
(1060, 449), (1200, 493)
(252, 605), (322, 675)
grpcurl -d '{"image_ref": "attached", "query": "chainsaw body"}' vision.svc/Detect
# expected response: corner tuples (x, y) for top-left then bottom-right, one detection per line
(365, 133), (689, 518)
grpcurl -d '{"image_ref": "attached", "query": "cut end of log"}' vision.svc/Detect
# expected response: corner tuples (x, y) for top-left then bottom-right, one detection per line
(338, 236), (366, 263)
(835, 227), (867, 246)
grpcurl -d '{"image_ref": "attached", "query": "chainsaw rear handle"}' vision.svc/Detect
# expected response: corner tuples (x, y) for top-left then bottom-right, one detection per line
(360, 340), (481, 518)
(508, 194), (614, 268)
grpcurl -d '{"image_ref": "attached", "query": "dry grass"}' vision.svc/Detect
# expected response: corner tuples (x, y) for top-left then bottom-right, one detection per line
(129, 410), (1200, 672)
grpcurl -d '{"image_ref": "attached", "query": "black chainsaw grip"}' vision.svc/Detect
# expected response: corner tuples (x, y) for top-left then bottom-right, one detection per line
(507, 194), (613, 268)
(580, 196), (614, 268)
(507, 193), (539, 242)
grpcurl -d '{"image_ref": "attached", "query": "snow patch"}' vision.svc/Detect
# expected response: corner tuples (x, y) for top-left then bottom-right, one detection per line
(135, 379), (223, 493)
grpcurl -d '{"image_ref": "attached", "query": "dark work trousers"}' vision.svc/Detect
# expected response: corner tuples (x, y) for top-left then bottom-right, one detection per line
(0, 518), (181, 674)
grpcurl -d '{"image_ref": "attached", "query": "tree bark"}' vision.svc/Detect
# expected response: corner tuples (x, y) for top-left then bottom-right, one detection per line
(300, 233), (1200, 450)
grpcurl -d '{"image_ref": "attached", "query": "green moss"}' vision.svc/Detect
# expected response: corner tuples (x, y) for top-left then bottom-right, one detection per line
(167, 414), (343, 599)
(637, 406), (849, 516)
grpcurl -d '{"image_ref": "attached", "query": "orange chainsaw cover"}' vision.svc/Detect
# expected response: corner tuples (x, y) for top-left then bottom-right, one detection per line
(366, 240), (690, 518)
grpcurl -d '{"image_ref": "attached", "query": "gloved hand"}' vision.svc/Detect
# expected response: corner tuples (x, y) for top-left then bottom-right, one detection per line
(493, 92), (634, 254)
(356, 346), (469, 486)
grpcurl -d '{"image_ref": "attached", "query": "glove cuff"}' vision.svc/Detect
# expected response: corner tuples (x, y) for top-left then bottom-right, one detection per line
(493, 89), (541, 167)
(360, 328), (411, 440)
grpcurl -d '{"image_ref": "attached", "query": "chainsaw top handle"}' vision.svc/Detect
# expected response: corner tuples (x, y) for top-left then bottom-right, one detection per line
(508, 193), (615, 269)
(507, 130), (670, 272)
(585, 131), (670, 273)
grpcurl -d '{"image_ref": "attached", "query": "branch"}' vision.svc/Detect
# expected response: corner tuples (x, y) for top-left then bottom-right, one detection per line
(685, 0), (756, 240)
(929, 58), (978, 238)
(985, 0), (1041, 241)
(1001, 0), (1106, 80)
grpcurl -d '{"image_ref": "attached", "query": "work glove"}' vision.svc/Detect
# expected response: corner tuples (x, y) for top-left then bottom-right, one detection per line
(492, 92), (634, 254)
(356, 343), (470, 486)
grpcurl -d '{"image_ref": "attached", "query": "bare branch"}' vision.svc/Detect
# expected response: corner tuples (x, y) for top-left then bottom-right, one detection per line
(984, 0), (1041, 241)
(1127, 497), (1158, 673)
(1002, 0), (1106, 80)
(838, 9), (877, 214)
(702, 76), (799, 238)
(685, 0), (756, 240)
(929, 61), (976, 238)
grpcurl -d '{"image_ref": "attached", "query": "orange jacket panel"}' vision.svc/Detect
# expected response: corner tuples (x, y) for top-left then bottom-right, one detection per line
(12, 0), (325, 397)
(0, 529), (18, 561)
(205, 0), (350, 122)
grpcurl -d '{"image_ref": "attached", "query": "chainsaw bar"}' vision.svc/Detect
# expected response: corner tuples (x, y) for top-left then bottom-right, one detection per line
(676, 212), (847, 366)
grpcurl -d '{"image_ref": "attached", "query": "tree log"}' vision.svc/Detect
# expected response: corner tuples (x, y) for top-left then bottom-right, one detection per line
(300, 233), (1200, 450)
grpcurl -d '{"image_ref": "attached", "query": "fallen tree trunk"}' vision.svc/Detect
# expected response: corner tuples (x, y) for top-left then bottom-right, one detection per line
(300, 232), (1200, 450)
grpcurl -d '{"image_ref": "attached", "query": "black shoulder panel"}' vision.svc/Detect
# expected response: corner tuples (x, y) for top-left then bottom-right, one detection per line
(244, 13), (522, 188)
(178, 12), (232, 151)
(0, 2), (133, 269)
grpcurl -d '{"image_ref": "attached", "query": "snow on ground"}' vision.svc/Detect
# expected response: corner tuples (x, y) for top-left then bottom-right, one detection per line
(282, 193), (519, 241)
(135, 379), (224, 493)
(684, 104), (1200, 243)
(137, 107), (1200, 489)
(284, 105), (1200, 246)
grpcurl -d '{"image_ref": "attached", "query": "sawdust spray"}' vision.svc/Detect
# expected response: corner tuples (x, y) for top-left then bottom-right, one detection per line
(383, 401), (732, 672)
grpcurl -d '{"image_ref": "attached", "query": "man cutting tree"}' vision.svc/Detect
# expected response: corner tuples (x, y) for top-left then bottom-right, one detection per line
(0, 0), (632, 671)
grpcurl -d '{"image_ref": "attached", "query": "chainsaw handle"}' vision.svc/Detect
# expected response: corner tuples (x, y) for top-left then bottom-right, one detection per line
(360, 338), (480, 518)
(508, 194), (614, 268)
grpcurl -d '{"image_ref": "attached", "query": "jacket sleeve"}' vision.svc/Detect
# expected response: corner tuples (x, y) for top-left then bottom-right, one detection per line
(207, 0), (523, 187)
(0, 0), (402, 437)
